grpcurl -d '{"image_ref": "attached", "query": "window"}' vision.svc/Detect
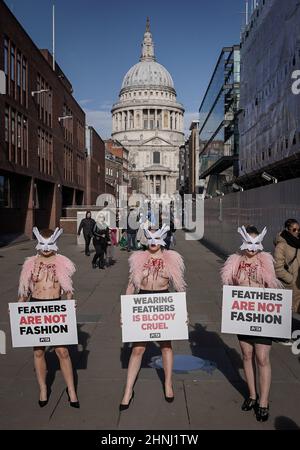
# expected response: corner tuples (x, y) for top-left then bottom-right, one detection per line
(4, 37), (9, 75)
(17, 52), (21, 86)
(5, 106), (9, 158)
(17, 113), (22, 164)
(143, 109), (148, 129)
(10, 45), (15, 97)
(0, 176), (10, 208)
(164, 111), (168, 128)
(149, 109), (154, 129)
(11, 109), (15, 161)
(129, 111), (133, 129)
(22, 56), (27, 106)
(156, 110), (162, 128)
(10, 45), (15, 81)
(153, 152), (160, 164)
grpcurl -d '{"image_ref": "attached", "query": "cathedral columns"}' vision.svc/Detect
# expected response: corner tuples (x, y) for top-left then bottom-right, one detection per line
(161, 176), (165, 194)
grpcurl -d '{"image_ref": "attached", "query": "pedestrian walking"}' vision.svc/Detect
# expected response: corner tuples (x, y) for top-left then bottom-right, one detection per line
(274, 219), (300, 313)
(221, 225), (282, 422)
(119, 224), (186, 410)
(136, 214), (152, 250)
(77, 210), (95, 256)
(17, 227), (79, 408)
(92, 213), (110, 269)
(127, 207), (139, 252)
(106, 227), (118, 266)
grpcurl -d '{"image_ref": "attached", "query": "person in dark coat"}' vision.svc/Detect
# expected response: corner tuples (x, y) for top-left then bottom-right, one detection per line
(78, 211), (96, 256)
(92, 213), (110, 269)
(127, 207), (139, 252)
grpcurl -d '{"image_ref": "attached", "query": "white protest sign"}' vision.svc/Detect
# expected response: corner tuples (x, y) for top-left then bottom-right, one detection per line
(221, 286), (292, 339)
(121, 292), (188, 342)
(9, 300), (78, 347)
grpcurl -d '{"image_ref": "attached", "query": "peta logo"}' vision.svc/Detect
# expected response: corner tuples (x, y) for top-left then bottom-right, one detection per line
(250, 326), (262, 332)
(291, 70), (300, 95)
(150, 333), (161, 339)
(291, 330), (300, 355)
(39, 337), (50, 343)
(0, 330), (6, 354)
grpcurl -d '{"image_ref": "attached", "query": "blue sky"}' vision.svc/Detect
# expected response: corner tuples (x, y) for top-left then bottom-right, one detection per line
(5, 0), (247, 138)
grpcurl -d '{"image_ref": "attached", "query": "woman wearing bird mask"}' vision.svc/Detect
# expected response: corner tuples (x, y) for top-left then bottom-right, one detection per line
(17, 227), (79, 408)
(119, 224), (186, 411)
(221, 225), (281, 422)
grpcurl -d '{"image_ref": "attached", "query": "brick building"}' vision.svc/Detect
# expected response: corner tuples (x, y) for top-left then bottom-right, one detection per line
(105, 153), (123, 205)
(0, 1), (86, 241)
(105, 138), (129, 187)
(85, 126), (105, 205)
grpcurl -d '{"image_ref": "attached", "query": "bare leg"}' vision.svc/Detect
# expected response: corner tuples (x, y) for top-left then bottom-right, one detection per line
(55, 346), (78, 402)
(33, 347), (47, 401)
(121, 343), (146, 404)
(239, 340), (257, 399)
(255, 344), (271, 407)
(160, 341), (173, 397)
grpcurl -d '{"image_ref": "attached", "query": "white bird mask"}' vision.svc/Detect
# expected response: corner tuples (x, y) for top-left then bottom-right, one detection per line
(32, 227), (63, 252)
(238, 226), (267, 252)
(144, 224), (170, 247)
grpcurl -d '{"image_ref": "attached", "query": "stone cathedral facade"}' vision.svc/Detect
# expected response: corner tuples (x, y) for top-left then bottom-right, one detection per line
(111, 18), (185, 196)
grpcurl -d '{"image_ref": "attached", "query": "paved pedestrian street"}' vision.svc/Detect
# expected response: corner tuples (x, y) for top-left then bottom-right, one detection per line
(0, 233), (300, 430)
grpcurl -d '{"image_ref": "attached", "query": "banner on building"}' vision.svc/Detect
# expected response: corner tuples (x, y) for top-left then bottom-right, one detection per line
(9, 300), (78, 347)
(221, 286), (292, 338)
(121, 292), (188, 342)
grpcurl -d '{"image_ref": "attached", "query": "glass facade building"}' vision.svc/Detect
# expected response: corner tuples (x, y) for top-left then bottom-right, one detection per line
(198, 46), (240, 195)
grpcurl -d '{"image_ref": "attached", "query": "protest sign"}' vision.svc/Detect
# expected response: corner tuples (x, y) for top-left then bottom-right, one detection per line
(221, 286), (292, 338)
(9, 300), (78, 347)
(121, 292), (188, 342)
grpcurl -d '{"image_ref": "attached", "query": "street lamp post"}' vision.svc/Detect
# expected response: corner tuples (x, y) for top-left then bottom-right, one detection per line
(31, 89), (50, 97)
(58, 115), (73, 123)
(261, 172), (278, 184)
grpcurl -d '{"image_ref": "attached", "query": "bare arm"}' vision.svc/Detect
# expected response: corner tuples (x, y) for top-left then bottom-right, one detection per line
(18, 295), (29, 302)
(126, 281), (135, 295)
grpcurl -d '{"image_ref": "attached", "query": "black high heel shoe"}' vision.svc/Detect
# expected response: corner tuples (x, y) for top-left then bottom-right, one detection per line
(241, 395), (258, 411)
(66, 387), (80, 408)
(119, 391), (134, 411)
(255, 405), (269, 422)
(38, 398), (48, 408)
(164, 386), (174, 403)
(38, 388), (50, 407)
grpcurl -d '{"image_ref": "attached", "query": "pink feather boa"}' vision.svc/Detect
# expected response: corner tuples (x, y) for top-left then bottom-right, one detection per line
(220, 252), (282, 288)
(128, 250), (186, 292)
(18, 254), (76, 298)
